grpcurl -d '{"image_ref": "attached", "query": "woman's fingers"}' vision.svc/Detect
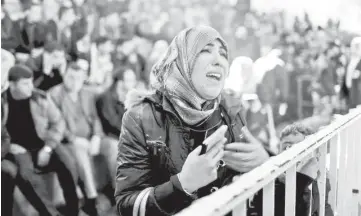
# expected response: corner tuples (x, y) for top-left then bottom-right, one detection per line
(206, 138), (227, 158)
(203, 125), (228, 148)
(223, 151), (250, 162)
(211, 147), (224, 167)
(224, 142), (254, 152)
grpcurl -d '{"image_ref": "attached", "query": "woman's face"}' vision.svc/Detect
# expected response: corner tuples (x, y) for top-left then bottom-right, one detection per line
(191, 39), (229, 100)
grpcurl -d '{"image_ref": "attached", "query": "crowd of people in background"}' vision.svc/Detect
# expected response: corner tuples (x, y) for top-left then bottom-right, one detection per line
(1, 0), (360, 215)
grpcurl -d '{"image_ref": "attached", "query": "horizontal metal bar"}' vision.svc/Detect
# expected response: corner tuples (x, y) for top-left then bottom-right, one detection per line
(176, 108), (361, 216)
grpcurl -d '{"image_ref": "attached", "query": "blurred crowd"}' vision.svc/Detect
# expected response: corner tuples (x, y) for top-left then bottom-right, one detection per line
(1, 0), (361, 215)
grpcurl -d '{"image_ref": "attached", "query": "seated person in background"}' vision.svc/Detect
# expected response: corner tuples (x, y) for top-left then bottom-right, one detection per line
(96, 65), (138, 139)
(276, 123), (333, 216)
(1, 65), (79, 216)
(25, 41), (67, 91)
(49, 61), (118, 216)
(1, 124), (60, 216)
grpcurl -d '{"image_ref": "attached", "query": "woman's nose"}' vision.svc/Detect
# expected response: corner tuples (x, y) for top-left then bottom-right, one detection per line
(212, 52), (222, 67)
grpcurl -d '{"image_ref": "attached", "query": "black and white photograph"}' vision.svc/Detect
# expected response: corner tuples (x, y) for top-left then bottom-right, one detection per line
(1, 0), (361, 215)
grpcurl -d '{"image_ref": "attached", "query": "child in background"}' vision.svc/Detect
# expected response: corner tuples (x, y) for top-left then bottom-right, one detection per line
(276, 123), (334, 216)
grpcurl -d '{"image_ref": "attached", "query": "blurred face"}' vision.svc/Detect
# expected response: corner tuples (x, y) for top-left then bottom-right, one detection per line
(47, 50), (65, 67)
(106, 13), (119, 27)
(61, 9), (76, 26)
(10, 78), (34, 99)
(27, 5), (42, 23)
(280, 132), (305, 152)
(191, 39), (229, 100)
(77, 35), (91, 53)
(99, 41), (114, 55)
(63, 68), (87, 93)
(120, 41), (134, 56)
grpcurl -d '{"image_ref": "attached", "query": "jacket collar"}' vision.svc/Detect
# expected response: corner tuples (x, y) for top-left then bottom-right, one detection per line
(143, 90), (243, 127)
(143, 90), (181, 121)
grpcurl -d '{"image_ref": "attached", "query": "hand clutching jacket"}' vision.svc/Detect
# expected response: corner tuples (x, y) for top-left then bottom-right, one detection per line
(115, 26), (271, 216)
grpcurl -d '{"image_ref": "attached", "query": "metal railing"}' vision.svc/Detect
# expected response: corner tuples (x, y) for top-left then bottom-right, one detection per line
(176, 106), (361, 216)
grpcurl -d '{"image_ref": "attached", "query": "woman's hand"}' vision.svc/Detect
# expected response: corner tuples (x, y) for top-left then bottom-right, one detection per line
(224, 127), (269, 173)
(178, 126), (228, 193)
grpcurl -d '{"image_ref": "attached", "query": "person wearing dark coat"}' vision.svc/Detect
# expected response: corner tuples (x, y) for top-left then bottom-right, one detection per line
(2, 65), (79, 216)
(115, 26), (272, 216)
(96, 67), (131, 139)
(25, 41), (66, 91)
(275, 123), (334, 216)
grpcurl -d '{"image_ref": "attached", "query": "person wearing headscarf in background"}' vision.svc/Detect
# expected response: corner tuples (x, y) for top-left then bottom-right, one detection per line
(253, 49), (289, 151)
(224, 55), (278, 154)
(224, 56), (257, 97)
(343, 37), (361, 108)
(115, 25), (271, 216)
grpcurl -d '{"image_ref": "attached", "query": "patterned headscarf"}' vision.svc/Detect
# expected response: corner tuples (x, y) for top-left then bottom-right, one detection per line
(151, 26), (228, 125)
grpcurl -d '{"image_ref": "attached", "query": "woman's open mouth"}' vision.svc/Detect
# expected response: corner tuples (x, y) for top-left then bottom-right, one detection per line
(206, 72), (222, 81)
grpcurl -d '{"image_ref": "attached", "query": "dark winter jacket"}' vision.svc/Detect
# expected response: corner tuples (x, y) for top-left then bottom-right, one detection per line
(115, 90), (256, 216)
(96, 88), (126, 139)
(1, 89), (65, 149)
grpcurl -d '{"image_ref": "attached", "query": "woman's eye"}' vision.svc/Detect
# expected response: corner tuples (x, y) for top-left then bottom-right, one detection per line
(220, 50), (227, 58)
(201, 48), (211, 53)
